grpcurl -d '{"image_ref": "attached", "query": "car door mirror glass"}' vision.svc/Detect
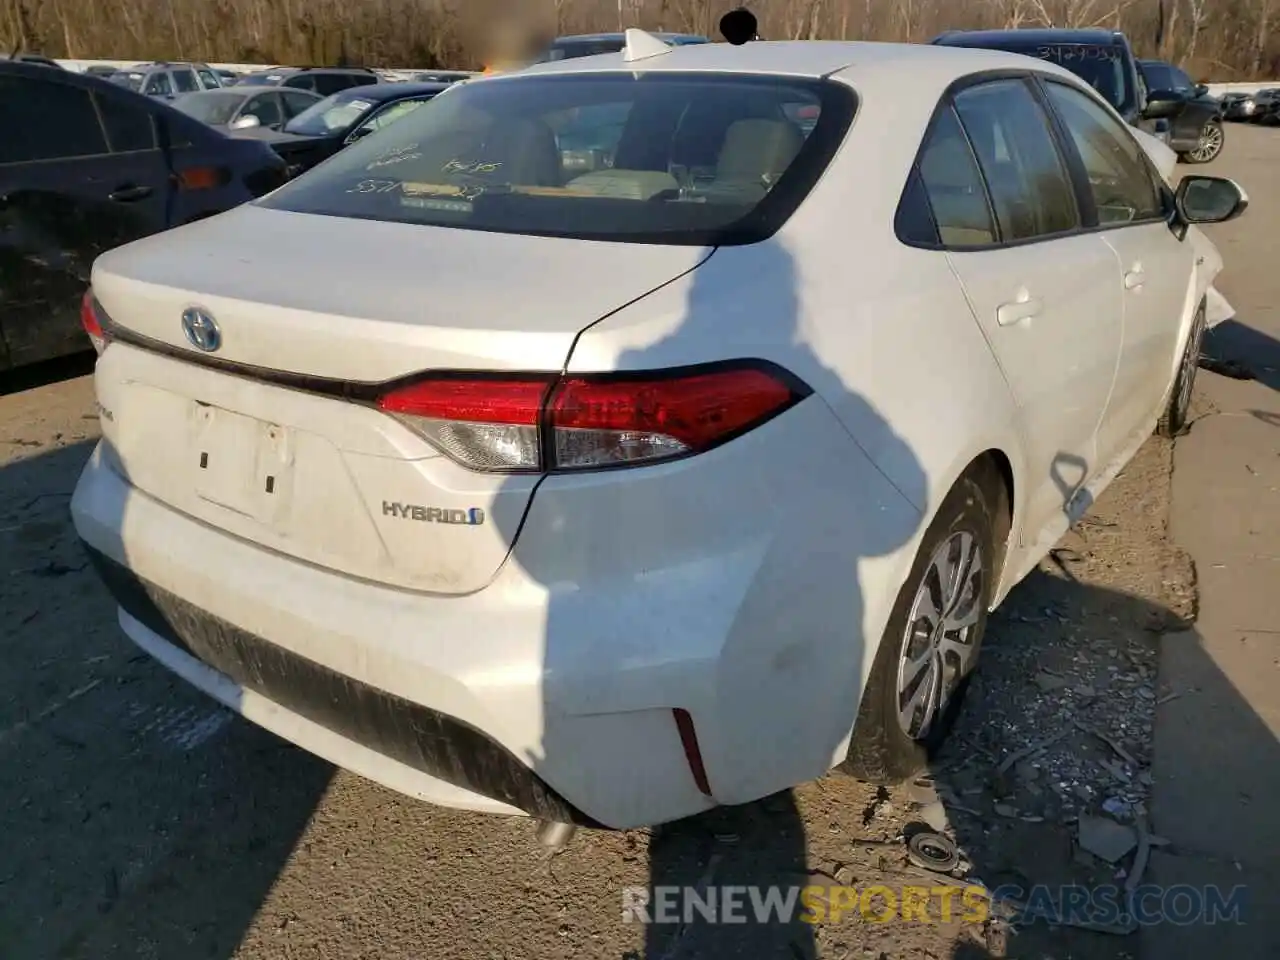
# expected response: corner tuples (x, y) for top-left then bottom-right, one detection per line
(1142, 90), (1185, 119)
(1176, 176), (1248, 224)
(231, 114), (261, 130)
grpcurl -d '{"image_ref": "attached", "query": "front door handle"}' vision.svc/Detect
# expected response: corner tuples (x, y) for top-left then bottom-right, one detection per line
(996, 293), (1043, 327)
(1124, 269), (1146, 290)
(109, 184), (153, 202)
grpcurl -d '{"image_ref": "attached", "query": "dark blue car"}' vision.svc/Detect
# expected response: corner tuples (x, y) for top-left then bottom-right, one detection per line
(0, 60), (287, 372)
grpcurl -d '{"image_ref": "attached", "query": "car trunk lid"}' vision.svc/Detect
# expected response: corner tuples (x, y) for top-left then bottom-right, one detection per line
(90, 204), (711, 593)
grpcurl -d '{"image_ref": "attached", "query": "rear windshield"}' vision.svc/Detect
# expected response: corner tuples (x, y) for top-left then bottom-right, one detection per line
(258, 73), (856, 245)
(174, 90), (244, 124)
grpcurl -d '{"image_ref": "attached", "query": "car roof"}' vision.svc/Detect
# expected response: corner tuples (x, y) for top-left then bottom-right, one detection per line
(554, 32), (708, 43)
(934, 28), (1122, 46)
(338, 80), (452, 100)
(511, 38), (1077, 84)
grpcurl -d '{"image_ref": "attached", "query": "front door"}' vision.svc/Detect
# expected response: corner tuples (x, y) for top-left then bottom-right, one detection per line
(1042, 80), (1195, 463)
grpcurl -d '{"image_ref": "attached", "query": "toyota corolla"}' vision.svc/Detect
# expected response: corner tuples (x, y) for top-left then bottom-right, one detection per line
(72, 34), (1244, 830)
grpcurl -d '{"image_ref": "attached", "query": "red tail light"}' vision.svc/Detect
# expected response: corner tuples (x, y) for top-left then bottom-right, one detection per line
(80, 290), (109, 355)
(375, 362), (810, 473)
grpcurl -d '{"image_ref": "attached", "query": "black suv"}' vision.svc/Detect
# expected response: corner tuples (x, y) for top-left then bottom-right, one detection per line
(0, 62), (288, 373)
(233, 66), (382, 96)
(933, 29), (1225, 164)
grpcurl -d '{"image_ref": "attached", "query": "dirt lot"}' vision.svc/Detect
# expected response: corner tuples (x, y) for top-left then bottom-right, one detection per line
(1, 124), (1274, 960)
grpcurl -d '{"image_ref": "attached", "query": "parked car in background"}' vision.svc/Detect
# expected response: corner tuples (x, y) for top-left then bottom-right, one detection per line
(73, 38), (1243, 831)
(1218, 91), (1258, 121)
(174, 86), (323, 132)
(229, 80), (449, 177)
(83, 64), (119, 79)
(411, 70), (475, 84)
(0, 61), (287, 372)
(1252, 88), (1280, 124)
(534, 32), (709, 63)
(0, 52), (63, 68)
(215, 68), (241, 85)
(233, 66), (381, 96)
(933, 29), (1226, 163)
(108, 61), (224, 100)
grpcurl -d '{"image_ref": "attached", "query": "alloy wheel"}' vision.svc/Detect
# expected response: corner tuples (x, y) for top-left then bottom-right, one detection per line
(1188, 122), (1224, 163)
(896, 531), (985, 740)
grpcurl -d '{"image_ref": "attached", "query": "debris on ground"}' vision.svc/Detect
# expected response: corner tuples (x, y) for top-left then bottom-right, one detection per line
(1078, 815), (1138, 863)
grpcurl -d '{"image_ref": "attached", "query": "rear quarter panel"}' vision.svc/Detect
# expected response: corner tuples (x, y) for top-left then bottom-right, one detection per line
(565, 70), (1025, 684)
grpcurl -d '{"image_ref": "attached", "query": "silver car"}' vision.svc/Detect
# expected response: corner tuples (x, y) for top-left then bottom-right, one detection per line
(108, 61), (223, 100)
(174, 86), (323, 132)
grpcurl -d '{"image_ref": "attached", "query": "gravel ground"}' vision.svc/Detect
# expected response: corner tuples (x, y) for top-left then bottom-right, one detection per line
(2, 125), (1274, 960)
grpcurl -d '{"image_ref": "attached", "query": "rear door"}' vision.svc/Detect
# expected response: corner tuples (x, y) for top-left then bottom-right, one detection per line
(1041, 79), (1193, 462)
(0, 73), (169, 367)
(926, 78), (1125, 536)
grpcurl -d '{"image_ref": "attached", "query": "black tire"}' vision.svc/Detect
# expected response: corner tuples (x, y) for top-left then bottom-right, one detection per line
(1179, 118), (1225, 164)
(1157, 301), (1207, 438)
(841, 468), (998, 785)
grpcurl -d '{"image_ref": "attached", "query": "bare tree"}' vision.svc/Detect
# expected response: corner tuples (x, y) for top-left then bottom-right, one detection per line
(0, 0), (1274, 77)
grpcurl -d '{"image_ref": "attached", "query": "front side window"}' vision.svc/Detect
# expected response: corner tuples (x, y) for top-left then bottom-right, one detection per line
(144, 72), (173, 97)
(1042, 81), (1164, 225)
(915, 105), (997, 247)
(244, 93), (283, 128)
(173, 68), (199, 93)
(197, 68), (221, 90)
(953, 79), (1079, 242)
(259, 73), (853, 245)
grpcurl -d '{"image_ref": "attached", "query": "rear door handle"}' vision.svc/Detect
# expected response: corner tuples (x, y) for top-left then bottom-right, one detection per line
(109, 184), (154, 202)
(1124, 269), (1146, 290)
(996, 294), (1043, 327)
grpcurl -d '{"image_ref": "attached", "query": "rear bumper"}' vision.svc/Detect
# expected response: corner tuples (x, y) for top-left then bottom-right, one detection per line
(85, 545), (597, 825)
(72, 382), (921, 827)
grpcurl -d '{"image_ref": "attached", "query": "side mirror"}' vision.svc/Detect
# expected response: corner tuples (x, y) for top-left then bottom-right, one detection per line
(344, 125), (373, 145)
(230, 114), (261, 130)
(1194, 83), (1209, 98)
(1143, 89), (1186, 120)
(1175, 176), (1248, 225)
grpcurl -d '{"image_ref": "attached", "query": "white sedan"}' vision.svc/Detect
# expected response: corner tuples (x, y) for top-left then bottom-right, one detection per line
(72, 33), (1245, 830)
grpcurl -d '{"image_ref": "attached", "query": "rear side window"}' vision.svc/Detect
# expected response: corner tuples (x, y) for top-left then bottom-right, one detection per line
(259, 72), (855, 246)
(0, 77), (107, 162)
(915, 106), (996, 247)
(312, 74), (357, 97)
(952, 79), (1078, 242)
(96, 93), (157, 151)
(1042, 81), (1164, 225)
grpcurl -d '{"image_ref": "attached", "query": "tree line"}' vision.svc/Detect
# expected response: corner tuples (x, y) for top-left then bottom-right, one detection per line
(3, 0), (1277, 79)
